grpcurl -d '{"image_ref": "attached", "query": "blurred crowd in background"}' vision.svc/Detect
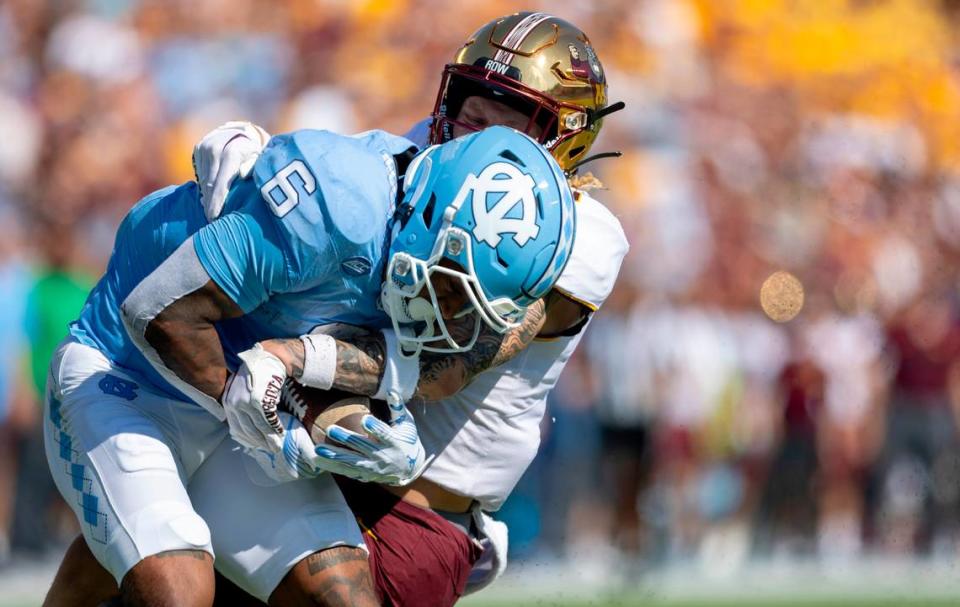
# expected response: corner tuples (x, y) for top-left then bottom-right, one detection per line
(4, 0), (960, 582)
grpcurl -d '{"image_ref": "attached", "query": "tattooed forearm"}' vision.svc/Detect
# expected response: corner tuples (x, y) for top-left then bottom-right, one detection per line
(415, 299), (548, 400)
(330, 329), (386, 396)
(310, 573), (379, 607)
(416, 354), (468, 401)
(263, 325), (385, 396)
(318, 299), (548, 402)
(260, 338), (305, 378)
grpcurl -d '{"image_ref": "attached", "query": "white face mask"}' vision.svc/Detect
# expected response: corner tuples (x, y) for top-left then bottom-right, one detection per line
(380, 226), (524, 357)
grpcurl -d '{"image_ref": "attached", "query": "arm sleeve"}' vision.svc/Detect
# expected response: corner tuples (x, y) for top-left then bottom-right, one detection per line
(553, 193), (629, 311)
(120, 237), (228, 419)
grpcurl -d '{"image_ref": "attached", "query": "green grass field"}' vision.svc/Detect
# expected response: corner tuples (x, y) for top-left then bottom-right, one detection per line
(4, 556), (958, 607)
(455, 555), (960, 607)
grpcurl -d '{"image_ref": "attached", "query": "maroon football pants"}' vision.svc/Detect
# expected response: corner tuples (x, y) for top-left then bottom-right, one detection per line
(335, 477), (483, 607)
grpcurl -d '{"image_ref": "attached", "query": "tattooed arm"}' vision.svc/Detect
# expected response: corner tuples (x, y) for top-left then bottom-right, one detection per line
(414, 297), (548, 400)
(412, 289), (596, 399)
(262, 297), (549, 402)
(261, 324), (386, 396)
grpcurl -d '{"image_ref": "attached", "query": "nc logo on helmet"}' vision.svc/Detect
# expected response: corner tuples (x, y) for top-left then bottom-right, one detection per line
(456, 162), (540, 248)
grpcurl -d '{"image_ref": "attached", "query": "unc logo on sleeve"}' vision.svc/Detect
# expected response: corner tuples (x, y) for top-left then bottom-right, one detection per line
(98, 374), (139, 401)
(456, 162), (540, 248)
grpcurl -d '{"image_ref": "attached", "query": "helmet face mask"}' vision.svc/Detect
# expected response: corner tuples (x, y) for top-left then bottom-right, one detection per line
(431, 65), (561, 147)
(382, 229), (524, 355)
(381, 126), (576, 357)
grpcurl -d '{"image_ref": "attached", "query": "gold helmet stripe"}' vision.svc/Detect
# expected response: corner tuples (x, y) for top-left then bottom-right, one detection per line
(492, 12), (551, 65)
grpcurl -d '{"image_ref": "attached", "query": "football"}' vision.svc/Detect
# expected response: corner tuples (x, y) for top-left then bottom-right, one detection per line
(279, 380), (388, 447)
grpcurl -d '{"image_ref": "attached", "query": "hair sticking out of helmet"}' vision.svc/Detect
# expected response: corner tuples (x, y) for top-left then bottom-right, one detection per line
(429, 12), (624, 173)
(381, 125), (577, 356)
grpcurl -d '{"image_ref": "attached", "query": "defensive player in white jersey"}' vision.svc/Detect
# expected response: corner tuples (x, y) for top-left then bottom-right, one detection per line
(45, 12), (626, 607)
(188, 12), (629, 607)
(40, 125), (578, 607)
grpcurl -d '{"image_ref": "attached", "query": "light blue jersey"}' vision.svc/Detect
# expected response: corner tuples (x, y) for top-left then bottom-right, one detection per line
(71, 129), (415, 400)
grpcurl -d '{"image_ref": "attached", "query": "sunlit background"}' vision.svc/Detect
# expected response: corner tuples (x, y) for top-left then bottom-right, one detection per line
(5, 0), (960, 605)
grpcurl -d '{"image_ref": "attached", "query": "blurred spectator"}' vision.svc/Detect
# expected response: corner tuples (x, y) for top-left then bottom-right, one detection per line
(10, 218), (92, 556)
(536, 350), (604, 561)
(805, 311), (887, 561)
(0, 201), (31, 565)
(585, 285), (657, 560)
(754, 327), (825, 556)
(874, 295), (960, 555)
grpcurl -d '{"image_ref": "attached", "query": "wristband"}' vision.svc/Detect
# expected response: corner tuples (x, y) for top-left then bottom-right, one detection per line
(298, 333), (337, 389)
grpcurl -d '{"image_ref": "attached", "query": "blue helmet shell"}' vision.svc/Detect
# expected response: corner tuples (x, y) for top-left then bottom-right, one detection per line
(388, 125), (576, 321)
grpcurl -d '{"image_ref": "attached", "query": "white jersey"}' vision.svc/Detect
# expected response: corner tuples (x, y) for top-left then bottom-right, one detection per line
(411, 192), (629, 511)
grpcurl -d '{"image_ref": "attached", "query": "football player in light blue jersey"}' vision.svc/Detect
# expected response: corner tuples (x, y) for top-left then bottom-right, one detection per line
(72, 129), (407, 408)
(174, 13), (627, 607)
(42, 125), (576, 607)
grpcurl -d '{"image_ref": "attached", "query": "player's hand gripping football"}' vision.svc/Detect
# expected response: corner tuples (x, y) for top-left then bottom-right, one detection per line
(314, 391), (431, 486)
(192, 121), (270, 221)
(221, 344), (286, 453)
(247, 411), (334, 483)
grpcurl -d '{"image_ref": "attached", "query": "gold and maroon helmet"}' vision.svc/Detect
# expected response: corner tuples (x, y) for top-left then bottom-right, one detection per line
(430, 12), (623, 173)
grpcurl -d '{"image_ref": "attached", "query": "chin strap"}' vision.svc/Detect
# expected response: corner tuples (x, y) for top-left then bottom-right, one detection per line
(587, 100), (626, 126)
(564, 101), (627, 177)
(565, 151), (623, 177)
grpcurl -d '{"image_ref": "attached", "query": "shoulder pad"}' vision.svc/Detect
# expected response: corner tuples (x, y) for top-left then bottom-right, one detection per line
(554, 192), (629, 310)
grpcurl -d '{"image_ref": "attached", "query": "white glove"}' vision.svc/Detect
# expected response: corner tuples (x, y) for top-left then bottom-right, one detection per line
(465, 509), (509, 595)
(222, 344), (286, 452)
(314, 392), (431, 486)
(247, 411), (331, 483)
(192, 121), (270, 221)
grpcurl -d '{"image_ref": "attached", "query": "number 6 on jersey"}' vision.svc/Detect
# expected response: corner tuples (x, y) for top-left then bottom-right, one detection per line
(260, 160), (316, 217)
